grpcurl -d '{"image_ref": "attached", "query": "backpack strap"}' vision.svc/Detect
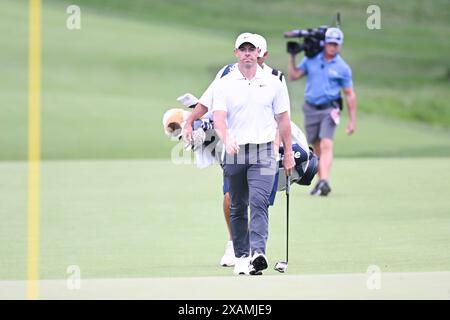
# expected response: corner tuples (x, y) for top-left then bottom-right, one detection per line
(220, 64), (234, 78)
(271, 68), (284, 82)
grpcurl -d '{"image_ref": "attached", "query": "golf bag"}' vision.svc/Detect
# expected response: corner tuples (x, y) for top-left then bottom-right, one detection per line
(277, 144), (319, 191)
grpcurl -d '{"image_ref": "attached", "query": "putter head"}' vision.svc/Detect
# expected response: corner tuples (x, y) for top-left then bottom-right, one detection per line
(274, 261), (288, 273)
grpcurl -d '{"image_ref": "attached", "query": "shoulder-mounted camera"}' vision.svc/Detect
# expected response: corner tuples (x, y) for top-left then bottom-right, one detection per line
(285, 13), (341, 58)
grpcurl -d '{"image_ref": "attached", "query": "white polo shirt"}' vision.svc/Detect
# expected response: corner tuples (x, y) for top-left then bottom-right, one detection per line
(211, 65), (289, 145)
(199, 63), (290, 120)
(198, 64), (236, 120)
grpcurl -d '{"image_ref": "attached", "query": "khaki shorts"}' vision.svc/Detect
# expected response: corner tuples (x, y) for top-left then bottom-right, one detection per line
(303, 102), (337, 144)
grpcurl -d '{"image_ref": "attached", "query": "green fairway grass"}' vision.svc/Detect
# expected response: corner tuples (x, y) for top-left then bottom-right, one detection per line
(1, 158), (449, 280)
(1, 0), (449, 161)
(1, 0), (449, 298)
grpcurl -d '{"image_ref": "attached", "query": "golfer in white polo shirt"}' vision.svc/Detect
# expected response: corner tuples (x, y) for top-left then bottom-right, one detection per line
(181, 33), (293, 268)
(212, 33), (295, 275)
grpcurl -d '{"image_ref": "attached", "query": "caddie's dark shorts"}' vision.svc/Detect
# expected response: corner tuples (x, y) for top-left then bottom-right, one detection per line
(303, 102), (337, 144)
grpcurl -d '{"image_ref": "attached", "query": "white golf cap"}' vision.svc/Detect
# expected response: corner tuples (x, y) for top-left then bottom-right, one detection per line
(325, 27), (344, 45)
(234, 32), (259, 49)
(253, 34), (267, 58)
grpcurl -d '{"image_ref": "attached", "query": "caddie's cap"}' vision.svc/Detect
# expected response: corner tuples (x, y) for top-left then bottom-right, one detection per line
(253, 34), (267, 58)
(325, 27), (344, 45)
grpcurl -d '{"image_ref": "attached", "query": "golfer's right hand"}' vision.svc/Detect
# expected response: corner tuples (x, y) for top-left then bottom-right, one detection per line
(225, 139), (240, 155)
(181, 124), (193, 144)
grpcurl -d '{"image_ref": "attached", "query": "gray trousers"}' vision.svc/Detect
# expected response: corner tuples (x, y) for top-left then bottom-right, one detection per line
(303, 102), (337, 144)
(222, 142), (277, 258)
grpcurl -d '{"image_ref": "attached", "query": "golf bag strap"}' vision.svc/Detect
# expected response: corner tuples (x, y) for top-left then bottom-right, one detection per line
(220, 64), (234, 78)
(297, 148), (319, 186)
(271, 68), (284, 82)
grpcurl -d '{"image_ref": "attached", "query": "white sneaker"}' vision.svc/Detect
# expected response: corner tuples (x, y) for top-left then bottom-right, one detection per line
(249, 252), (268, 275)
(233, 256), (250, 275)
(220, 241), (236, 267)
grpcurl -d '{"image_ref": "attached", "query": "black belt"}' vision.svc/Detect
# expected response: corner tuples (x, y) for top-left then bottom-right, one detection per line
(223, 142), (273, 165)
(241, 142), (272, 147)
(307, 99), (341, 110)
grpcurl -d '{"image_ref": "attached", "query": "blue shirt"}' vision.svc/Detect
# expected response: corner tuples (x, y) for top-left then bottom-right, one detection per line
(298, 51), (353, 105)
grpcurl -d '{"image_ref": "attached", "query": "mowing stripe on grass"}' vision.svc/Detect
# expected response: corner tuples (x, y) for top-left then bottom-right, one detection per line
(27, 0), (41, 300)
(1, 272), (449, 299)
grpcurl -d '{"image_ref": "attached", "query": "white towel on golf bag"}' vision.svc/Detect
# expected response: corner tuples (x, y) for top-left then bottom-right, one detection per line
(194, 142), (219, 169)
(290, 121), (308, 151)
(277, 122), (310, 191)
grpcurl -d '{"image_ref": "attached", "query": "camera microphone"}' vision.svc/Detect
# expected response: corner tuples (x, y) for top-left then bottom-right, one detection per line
(284, 30), (300, 38)
(284, 29), (310, 38)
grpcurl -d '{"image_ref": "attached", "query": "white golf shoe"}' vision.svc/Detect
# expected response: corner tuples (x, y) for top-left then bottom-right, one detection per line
(220, 241), (236, 267)
(233, 256), (250, 275)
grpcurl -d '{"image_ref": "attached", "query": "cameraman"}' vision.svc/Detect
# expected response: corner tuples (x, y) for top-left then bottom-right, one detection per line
(288, 28), (356, 196)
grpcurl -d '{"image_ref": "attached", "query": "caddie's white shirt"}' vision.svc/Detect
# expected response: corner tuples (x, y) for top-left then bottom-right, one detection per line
(211, 65), (289, 145)
(198, 64), (236, 120)
(260, 63), (287, 87)
(290, 121), (308, 151)
(261, 63), (290, 116)
(199, 63), (290, 120)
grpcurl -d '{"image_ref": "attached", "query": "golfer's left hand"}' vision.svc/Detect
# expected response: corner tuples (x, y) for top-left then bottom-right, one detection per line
(282, 153), (295, 177)
(225, 139), (240, 155)
(346, 120), (356, 135)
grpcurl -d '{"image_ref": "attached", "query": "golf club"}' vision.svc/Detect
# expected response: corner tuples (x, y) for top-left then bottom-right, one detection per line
(274, 173), (290, 273)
